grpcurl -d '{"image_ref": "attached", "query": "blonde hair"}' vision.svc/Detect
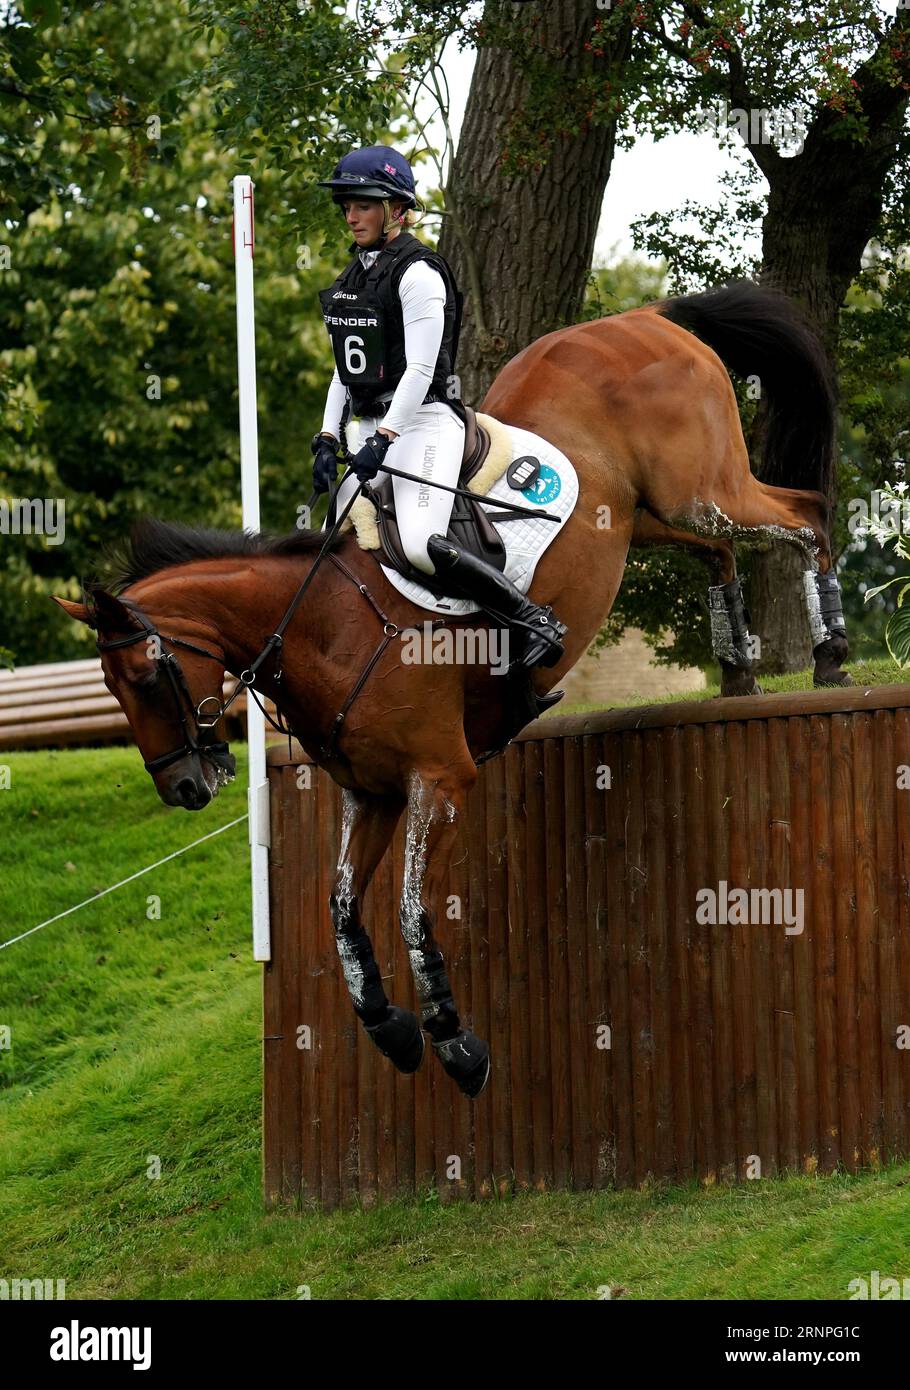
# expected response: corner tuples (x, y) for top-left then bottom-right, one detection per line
(384, 198), (420, 233)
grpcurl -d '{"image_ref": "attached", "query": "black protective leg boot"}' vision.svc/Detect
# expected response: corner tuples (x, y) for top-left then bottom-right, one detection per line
(426, 534), (567, 670)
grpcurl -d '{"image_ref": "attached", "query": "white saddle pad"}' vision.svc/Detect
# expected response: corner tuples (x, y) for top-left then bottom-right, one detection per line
(380, 423), (578, 616)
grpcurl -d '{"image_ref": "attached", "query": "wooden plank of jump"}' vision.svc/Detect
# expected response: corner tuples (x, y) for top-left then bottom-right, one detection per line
(316, 774), (342, 1211)
(523, 739), (552, 1191)
(853, 713), (882, 1169)
(684, 723), (716, 1184)
(603, 727), (634, 1187)
(584, 731), (612, 1189)
(484, 753), (514, 1198)
(726, 721), (757, 1179)
(0, 657), (102, 679)
(831, 714), (860, 1171)
(563, 733), (592, 1190)
(747, 718), (778, 1177)
(876, 709), (903, 1162)
(0, 712), (131, 748)
(519, 682), (910, 739)
(768, 717), (799, 1173)
(893, 710), (910, 1160)
(642, 728), (673, 1181)
(447, 773), (475, 1205)
(505, 743), (533, 1191)
(467, 754), (493, 1199)
(543, 736), (571, 1191)
(705, 721), (736, 1183)
(664, 724), (695, 1183)
(0, 673), (106, 697)
(0, 694), (124, 726)
(810, 714), (840, 1172)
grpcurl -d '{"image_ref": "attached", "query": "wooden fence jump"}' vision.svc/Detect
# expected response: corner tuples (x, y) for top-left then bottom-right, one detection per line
(263, 684), (910, 1208)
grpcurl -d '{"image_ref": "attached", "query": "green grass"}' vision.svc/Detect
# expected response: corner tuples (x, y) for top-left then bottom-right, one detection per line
(2, 742), (909, 1299)
(556, 655), (910, 717)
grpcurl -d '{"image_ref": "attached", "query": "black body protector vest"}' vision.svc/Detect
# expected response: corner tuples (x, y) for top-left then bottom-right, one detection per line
(319, 232), (464, 419)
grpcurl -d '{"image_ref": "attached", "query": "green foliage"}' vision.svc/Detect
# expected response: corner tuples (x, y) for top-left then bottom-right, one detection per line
(0, 0), (191, 222)
(185, 0), (411, 247)
(585, 250), (668, 316)
(600, 0), (903, 144)
(0, 0), (399, 666)
(0, 162), (340, 662)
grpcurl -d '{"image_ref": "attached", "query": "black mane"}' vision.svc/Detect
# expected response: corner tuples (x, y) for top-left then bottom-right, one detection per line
(92, 516), (343, 596)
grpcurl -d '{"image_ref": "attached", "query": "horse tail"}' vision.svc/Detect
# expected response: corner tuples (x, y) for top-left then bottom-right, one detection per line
(657, 281), (837, 495)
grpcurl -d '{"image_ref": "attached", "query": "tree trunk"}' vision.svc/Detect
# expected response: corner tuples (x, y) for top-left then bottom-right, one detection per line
(747, 42), (910, 673)
(439, 0), (630, 404)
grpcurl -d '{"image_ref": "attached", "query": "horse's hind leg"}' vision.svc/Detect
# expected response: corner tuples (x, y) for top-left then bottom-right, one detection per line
(399, 761), (489, 1099)
(723, 483), (851, 688)
(791, 498), (851, 687)
(331, 788), (425, 1074)
(632, 509), (761, 697)
(661, 480), (851, 687)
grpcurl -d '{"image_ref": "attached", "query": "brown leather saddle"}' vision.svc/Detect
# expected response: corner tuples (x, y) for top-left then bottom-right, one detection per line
(349, 405), (510, 597)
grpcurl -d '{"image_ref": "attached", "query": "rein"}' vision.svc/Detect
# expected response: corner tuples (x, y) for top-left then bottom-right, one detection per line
(94, 470), (451, 772)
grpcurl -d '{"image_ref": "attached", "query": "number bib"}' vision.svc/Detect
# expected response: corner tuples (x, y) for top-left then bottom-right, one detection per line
(318, 286), (386, 390)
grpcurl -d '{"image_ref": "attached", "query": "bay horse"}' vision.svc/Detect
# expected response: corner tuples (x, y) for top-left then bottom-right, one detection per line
(56, 281), (845, 1099)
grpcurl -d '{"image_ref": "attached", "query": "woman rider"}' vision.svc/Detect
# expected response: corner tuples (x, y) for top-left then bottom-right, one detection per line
(312, 144), (566, 673)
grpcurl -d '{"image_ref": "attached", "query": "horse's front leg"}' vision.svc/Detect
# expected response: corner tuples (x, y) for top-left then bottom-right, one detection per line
(399, 764), (490, 1099)
(331, 788), (424, 1073)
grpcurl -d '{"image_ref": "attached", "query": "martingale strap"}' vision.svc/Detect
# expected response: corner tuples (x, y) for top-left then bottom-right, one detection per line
(318, 551), (451, 763)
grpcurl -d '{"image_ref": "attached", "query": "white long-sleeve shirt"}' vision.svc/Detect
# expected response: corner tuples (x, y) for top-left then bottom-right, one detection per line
(320, 250), (448, 439)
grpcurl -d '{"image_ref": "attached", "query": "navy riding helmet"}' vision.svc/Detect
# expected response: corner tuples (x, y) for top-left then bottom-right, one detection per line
(317, 144), (417, 209)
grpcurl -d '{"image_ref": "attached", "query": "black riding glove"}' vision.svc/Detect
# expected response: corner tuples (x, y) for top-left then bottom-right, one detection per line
(311, 433), (339, 494)
(351, 430), (393, 483)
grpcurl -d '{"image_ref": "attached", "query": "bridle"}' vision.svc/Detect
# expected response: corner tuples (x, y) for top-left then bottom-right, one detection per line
(92, 469), (461, 779)
(95, 601), (240, 776)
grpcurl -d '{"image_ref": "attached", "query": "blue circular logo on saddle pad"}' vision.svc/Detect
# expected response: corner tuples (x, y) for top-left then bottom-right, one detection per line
(521, 463), (561, 505)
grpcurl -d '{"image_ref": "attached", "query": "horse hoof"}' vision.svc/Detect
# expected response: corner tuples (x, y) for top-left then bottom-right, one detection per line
(814, 669), (853, 688)
(364, 1006), (425, 1073)
(719, 666), (762, 698)
(432, 1030), (491, 1098)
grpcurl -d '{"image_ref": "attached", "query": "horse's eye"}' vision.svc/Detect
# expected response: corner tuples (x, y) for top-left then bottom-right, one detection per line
(133, 670), (162, 700)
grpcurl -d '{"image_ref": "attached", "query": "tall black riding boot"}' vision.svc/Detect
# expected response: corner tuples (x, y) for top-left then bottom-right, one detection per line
(426, 533), (567, 671)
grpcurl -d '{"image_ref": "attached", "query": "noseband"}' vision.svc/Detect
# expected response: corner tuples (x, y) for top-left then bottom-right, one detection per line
(95, 602), (237, 776)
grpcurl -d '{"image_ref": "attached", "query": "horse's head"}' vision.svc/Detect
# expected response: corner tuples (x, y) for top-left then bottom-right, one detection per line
(54, 585), (236, 810)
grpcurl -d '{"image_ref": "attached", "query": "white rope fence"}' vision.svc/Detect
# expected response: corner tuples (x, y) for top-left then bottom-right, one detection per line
(0, 814), (248, 952)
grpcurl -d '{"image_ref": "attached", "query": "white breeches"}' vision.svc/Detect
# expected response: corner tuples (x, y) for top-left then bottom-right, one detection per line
(332, 402), (465, 574)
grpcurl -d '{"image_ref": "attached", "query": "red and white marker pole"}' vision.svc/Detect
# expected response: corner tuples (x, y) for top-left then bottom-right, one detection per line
(232, 174), (271, 962)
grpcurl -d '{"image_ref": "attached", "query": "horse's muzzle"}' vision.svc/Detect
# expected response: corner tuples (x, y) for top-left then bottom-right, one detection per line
(154, 747), (235, 809)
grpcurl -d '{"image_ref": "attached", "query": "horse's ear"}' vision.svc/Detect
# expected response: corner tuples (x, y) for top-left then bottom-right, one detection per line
(52, 596), (94, 626)
(53, 587), (134, 632)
